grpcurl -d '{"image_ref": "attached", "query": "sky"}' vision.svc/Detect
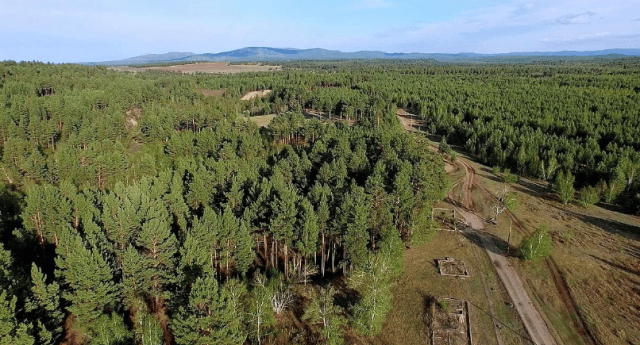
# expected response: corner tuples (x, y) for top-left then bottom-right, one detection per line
(1, 0), (639, 63)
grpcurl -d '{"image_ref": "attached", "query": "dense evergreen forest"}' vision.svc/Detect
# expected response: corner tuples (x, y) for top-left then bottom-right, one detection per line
(0, 57), (638, 344)
(0, 61), (447, 345)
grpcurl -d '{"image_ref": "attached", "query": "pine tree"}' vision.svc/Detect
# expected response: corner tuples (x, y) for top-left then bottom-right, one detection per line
(296, 198), (319, 273)
(22, 184), (71, 246)
(89, 313), (132, 345)
(54, 228), (120, 339)
(269, 184), (298, 276)
(26, 264), (63, 345)
(365, 161), (392, 250)
(172, 275), (246, 345)
(392, 162), (415, 240)
(163, 171), (190, 233)
(310, 183), (332, 277)
(0, 290), (35, 345)
(180, 206), (221, 281)
(219, 206), (254, 277)
(134, 215), (178, 311)
(340, 184), (371, 271)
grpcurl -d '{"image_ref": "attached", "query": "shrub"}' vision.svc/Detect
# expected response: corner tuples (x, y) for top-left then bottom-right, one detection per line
(578, 186), (600, 207)
(502, 169), (519, 184)
(519, 224), (553, 261)
(554, 170), (575, 205)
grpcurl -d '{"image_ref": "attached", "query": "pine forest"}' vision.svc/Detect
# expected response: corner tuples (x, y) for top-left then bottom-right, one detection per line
(0, 56), (639, 344)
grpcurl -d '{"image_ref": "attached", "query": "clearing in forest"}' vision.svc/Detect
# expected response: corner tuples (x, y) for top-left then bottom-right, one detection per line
(241, 89), (272, 100)
(245, 114), (277, 127)
(472, 157), (640, 345)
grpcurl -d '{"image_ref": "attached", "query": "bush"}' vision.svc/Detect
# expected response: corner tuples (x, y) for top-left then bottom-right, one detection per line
(519, 224), (553, 261)
(502, 169), (519, 184)
(555, 170), (575, 205)
(491, 166), (501, 175)
(578, 186), (600, 207)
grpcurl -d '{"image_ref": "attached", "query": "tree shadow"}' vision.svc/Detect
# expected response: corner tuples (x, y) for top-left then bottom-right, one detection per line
(460, 227), (519, 258)
(444, 197), (466, 210)
(595, 201), (629, 214)
(421, 292), (435, 336)
(557, 206), (640, 239)
(589, 254), (640, 278)
(623, 243), (640, 261)
(478, 172), (503, 183)
(516, 178), (550, 195)
(466, 299), (536, 344)
(511, 184), (559, 204)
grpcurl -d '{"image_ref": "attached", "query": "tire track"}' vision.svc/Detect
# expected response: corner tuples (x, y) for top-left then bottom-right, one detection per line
(476, 183), (600, 345)
(456, 158), (557, 345)
(402, 111), (596, 344)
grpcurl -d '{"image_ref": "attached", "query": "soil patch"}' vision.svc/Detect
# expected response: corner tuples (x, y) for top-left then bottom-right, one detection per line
(241, 90), (272, 100)
(125, 106), (142, 130)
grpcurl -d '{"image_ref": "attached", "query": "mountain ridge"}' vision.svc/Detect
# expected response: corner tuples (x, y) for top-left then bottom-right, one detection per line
(87, 47), (640, 66)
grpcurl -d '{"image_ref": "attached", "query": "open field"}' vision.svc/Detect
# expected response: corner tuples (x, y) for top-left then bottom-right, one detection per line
(379, 219), (528, 345)
(246, 114), (277, 127)
(456, 153), (640, 345)
(399, 108), (640, 344)
(379, 147), (532, 345)
(110, 62), (281, 74)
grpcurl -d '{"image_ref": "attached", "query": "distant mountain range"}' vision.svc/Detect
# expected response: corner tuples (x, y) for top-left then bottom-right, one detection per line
(87, 47), (640, 66)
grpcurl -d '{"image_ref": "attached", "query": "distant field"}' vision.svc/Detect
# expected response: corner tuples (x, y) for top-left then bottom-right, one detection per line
(110, 62), (281, 74)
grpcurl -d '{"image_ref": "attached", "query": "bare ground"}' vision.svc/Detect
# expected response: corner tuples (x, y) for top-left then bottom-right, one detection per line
(241, 90), (272, 100)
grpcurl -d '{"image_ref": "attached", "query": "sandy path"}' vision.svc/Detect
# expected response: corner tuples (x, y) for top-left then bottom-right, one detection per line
(456, 158), (557, 345)
(241, 89), (272, 100)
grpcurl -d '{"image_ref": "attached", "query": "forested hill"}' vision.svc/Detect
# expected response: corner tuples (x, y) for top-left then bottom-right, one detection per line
(87, 47), (640, 65)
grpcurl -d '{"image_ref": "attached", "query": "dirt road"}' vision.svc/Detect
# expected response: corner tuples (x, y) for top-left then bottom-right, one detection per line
(456, 158), (557, 345)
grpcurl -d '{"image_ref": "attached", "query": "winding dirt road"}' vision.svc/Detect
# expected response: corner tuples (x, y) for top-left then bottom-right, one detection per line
(398, 110), (588, 344)
(455, 158), (557, 345)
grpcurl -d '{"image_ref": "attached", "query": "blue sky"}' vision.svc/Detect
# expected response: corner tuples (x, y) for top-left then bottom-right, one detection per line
(1, 0), (639, 63)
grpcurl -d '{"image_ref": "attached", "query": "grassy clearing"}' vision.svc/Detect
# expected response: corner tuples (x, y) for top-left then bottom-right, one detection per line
(246, 114), (277, 127)
(470, 159), (640, 345)
(379, 230), (500, 345)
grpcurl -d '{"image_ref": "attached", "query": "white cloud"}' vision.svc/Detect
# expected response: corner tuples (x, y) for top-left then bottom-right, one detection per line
(555, 11), (596, 25)
(351, 0), (640, 53)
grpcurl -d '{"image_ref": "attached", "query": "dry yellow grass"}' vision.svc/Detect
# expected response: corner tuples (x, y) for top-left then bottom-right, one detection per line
(469, 158), (640, 345)
(379, 193), (529, 345)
